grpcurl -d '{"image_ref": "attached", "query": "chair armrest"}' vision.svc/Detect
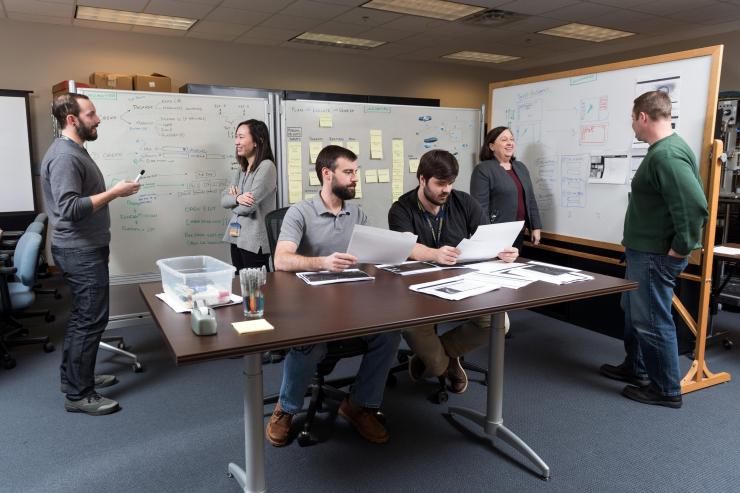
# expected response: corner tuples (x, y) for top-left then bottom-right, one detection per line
(0, 240), (19, 249)
(0, 265), (17, 275)
(1, 230), (23, 239)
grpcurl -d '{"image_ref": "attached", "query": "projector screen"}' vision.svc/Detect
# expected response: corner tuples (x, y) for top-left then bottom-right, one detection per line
(0, 91), (35, 213)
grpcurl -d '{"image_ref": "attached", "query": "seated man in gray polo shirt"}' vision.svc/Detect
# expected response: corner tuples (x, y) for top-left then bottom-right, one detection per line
(267, 145), (401, 447)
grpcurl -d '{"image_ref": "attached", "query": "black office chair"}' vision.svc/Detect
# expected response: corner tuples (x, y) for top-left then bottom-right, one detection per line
(262, 207), (373, 446)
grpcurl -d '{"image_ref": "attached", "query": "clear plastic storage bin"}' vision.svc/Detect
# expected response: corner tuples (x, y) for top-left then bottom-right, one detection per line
(156, 256), (235, 308)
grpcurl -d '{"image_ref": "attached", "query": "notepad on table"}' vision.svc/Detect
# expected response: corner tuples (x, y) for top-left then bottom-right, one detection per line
(296, 269), (374, 286)
(233, 319), (275, 334)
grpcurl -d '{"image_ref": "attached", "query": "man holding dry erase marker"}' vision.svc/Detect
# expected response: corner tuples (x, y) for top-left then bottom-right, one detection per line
(267, 145), (401, 447)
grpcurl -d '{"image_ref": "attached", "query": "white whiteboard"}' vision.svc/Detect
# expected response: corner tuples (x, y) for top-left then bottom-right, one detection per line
(281, 100), (482, 228)
(78, 88), (270, 281)
(0, 93), (34, 213)
(490, 53), (714, 247)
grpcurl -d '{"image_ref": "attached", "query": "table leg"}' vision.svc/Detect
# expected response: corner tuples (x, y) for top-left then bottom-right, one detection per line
(449, 312), (551, 480)
(228, 353), (267, 492)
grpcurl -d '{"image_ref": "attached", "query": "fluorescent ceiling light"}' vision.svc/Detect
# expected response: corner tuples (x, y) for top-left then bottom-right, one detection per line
(443, 51), (520, 63)
(75, 5), (197, 30)
(292, 32), (386, 49)
(538, 23), (634, 42)
(362, 0), (485, 21)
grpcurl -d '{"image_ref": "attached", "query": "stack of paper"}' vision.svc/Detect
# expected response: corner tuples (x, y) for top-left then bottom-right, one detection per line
(409, 272), (500, 300)
(378, 261), (443, 276)
(505, 261), (594, 285)
(296, 269), (374, 286)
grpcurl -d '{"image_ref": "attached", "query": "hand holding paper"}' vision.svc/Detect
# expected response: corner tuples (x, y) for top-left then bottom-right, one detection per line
(347, 224), (417, 264)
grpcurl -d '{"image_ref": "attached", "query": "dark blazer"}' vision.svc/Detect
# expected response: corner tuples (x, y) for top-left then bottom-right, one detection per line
(469, 158), (542, 230)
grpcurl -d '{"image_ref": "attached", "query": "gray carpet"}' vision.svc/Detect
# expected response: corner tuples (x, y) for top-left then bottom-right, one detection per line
(1, 276), (739, 493)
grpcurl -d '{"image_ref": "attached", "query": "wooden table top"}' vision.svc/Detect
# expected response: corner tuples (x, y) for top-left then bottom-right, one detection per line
(140, 263), (637, 365)
(714, 243), (740, 261)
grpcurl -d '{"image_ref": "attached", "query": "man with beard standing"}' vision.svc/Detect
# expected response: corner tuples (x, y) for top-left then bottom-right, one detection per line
(266, 145), (401, 446)
(388, 150), (518, 393)
(42, 93), (140, 415)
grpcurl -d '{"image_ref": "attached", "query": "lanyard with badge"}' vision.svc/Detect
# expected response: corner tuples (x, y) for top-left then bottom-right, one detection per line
(228, 170), (250, 237)
(417, 199), (444, 248)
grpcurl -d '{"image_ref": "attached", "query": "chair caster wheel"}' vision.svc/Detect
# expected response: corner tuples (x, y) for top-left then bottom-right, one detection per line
(117, 342), (126, 350)
(386, 374), (397, 388)
(297, 431), (316, 447)
(723, 339), (733, 350)
(133, 363), (143, 373)
(3, 357), (16, 370)
(43, 342), (55, 353)
(45, 313), (55, 323)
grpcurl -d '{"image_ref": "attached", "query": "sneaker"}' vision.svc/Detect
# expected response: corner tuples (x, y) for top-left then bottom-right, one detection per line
(266, 403), (293, 447)
(64, 393), (120, 416)
(621, 384), (682, 409)
(338, 397), (389, 444)
(444, 357), (468, 394)
(61, 374), (118, 393)
(600, 363), (650, 388)
(408, 355), (425, 382)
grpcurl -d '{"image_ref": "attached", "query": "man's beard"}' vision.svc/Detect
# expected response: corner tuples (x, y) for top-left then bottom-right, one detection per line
(75, 121), (98, 141)
(423, 184), (448, 206)
(332, 182), (356, 200)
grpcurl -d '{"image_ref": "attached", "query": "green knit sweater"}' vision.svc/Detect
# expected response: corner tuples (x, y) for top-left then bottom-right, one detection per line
(622, 133), (708, 256)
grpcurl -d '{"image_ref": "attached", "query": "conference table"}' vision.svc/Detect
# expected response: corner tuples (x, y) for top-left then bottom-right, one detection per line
(140, 263), (636, 492)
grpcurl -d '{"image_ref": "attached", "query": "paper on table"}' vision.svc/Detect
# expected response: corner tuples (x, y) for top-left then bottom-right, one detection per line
(156, 292), (243, 313)
(233, 319), (274, 334)
(377, 261), (442, 276)
(466, 260), (526, 273)
(347, 224), (417, 264)
(714, 245), (740, 256)
(456, 221), (524, 262)
(409, 272), (499, 300)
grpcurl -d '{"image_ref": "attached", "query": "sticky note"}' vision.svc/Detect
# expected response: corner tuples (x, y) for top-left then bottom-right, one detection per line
(409, 158), (420, 173)
(370, 129), (383, 159)
(309, 173), (321, 186)
(377, 168), (390, 183)
(309, 140), (323, 164)
(365, 169), (378, 183)
(329, 139), (345, 148)
(233, 319), (274, 334)
(287, 141), (303, 204)
(347, 140), (360, 156)
(354, 170), (363, 198)
(319, 113), (333, 128)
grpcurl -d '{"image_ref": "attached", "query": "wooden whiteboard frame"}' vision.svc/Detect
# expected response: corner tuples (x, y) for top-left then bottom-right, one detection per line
(487, 45), (723, 258)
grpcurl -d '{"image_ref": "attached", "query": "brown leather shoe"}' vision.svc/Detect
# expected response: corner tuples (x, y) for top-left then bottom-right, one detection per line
(408, 355), (425, 382)
(445, 357), (468, 394)
(338, 397), (389, 444)
(266, 403), (293, 447)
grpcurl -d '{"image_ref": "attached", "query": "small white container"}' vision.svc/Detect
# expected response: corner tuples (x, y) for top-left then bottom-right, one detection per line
(156, 256), (235, 309)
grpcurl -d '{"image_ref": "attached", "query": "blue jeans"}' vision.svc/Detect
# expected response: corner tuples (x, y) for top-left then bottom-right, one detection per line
(52, 246), (110, 400)
(622, 248), (688, 397)
(278, 332), (401, 414)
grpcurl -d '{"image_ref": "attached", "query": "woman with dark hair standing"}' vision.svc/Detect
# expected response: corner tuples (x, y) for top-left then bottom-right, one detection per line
(221, 119), (277, 271)
(470, 126), (541, 250)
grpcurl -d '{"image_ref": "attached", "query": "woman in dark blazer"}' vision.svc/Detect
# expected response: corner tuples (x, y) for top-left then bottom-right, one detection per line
(221, 119), (277, 271)
(470, 126), (541, 250)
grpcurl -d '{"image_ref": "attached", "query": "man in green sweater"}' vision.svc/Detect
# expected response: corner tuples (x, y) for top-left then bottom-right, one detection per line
(601, 90), (708, 408)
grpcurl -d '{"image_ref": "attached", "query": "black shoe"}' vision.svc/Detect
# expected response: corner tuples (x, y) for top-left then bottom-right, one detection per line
(621, 384), (682, 409)
(600, 363), (650, 387)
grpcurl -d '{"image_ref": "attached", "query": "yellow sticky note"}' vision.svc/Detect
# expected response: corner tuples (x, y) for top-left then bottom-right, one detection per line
(233, 319), (274, 334)
(347, 140), (360, 156)
(409, 158), (420, 173)
(329, 139), (345, 148)
(365, 169), (378, 183)
(309, 140), (323, 164)
(355, 170), (363, 198)
(304, 193), (315, 200)
(288, 185), (302, 204)
(308, 173), (321, 186)
(370, 129), (383, 159)
(377, 168), (390, 183)
(319, 113), (333, 128)
(287, 141), (303, 204)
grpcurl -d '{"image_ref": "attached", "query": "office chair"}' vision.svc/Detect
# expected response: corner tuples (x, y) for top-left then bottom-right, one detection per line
(262, 207), (374, 446)
(0, 216), (58, 298)
(0, 231), (55, 369)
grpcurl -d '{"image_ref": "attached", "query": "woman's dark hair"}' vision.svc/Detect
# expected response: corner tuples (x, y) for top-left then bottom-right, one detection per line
(417, 149), (458, 182)
(479, 126), (515, 162)
(236, 119), (274, 173)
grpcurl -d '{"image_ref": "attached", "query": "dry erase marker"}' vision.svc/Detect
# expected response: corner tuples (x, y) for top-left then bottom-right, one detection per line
(134, 170), (145, 183)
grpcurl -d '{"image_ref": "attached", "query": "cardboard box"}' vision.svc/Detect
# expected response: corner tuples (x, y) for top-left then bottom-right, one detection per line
(133, 73), (171, 92)
(52, 80), (92, 97)
(89, 72), (133, 90)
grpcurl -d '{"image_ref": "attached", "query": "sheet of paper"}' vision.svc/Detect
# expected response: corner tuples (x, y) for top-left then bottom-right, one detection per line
(467, 260), (526, 273)
(308, 173), (321, 186)
(309, 140), (323, 164)
(296, 269), (374, 286)
(355, 169), (363, 198)
(377, 168), (390, 183)
(409, 273), (499, 301)
(365, 169), (378, 183)
(589, 156), (629, 184)
(392, 139), (405, 202)
(370, 129), (383, 159)
(409, 158), (420, 173)
(347, 224), (417, 264)
(457, 221), (524, 262)
(347, 140), (360, 156)
(714, 245), (740, 256)
(233, 319), (274, 334)
(287, 141), (303, 204)
(156, 292), (242, 313)
(319, 112), (332, 128)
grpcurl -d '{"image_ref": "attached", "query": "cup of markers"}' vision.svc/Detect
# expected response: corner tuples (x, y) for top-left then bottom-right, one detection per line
(239, 266), (266, 319)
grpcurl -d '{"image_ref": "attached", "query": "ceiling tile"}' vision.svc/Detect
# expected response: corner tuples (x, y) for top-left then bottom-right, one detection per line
(187, 30), (242, 41)
(145, 0), (216, 19)
(238, 25), (304, 41)
(190, 20), (250, 35)
(8, 11), (72, 24)
(667, 3), (740, 24)
(310, 0), (367, 6)
(280, 0), (354, 20)
(357, 26), (416, 42)
(233, 35), (283, 46)
(77, 0), (149, 11)
(73, 18), (132, 30)
(3, 0), (74, 17)
(377, 15), (446, 32)
(256, 13), (324, 31)
(131, 24), (188, 36)
(307, 21), (372, 37)
(495, 15), (565, 33)
(543, 2), (620, 21)
(279, 40), (325, 51)
(629, 0), (720, 15)
(204, 7), (272, 25)
(219, 0), (296, 13)
(497, 0), (582, 15)
(588, 0), (644, 7)
(330, 6), (401, 26)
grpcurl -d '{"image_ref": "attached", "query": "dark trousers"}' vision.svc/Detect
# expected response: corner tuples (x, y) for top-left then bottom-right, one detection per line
(230, 244), (270, 272)
(52, 245), (110, 400)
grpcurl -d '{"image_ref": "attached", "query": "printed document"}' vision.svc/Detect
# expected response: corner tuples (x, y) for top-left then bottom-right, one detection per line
(347, 224), (417, 265)
(456, 221), (524, 262)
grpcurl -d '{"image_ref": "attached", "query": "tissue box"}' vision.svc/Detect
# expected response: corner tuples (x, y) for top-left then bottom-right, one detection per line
(156, 256), (235, 309)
